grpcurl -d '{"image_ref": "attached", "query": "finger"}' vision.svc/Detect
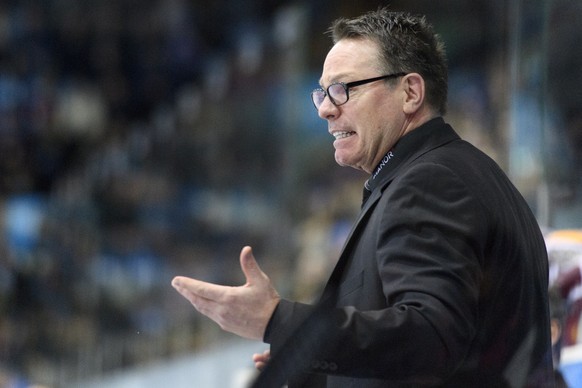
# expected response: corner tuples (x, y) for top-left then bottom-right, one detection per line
(172, 283), (206, 309)
(171, 276), (227, 301)
(254, 361), (267, 371)
(253, 349), (270, 371)
(239, 246), (265, 285)
(252, 350), (270, 363)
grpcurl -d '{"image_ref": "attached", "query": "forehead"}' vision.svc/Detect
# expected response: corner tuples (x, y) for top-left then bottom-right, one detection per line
(321, 38), (381, 83)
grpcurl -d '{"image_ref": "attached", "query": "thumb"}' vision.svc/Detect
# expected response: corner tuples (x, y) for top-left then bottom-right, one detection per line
(240, 246), (265, 285)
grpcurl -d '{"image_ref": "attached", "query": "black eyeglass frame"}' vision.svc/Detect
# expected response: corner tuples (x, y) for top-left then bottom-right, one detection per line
(310, 72), (407, 110)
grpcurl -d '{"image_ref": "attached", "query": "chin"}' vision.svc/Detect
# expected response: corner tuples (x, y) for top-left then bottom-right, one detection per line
(334, 156), (350, 167)
(335, 160), (359, 171)
(335, 154), (363, 171)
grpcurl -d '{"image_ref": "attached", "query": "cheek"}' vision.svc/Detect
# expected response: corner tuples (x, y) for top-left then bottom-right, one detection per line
(364, 121), (387, 149)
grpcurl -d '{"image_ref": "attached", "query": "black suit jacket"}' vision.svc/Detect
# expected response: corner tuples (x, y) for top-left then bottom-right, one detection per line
(259, 118), (554, 387)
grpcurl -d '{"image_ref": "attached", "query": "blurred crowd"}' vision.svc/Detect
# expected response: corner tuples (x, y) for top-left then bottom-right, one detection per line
(0, 1), (360, 385)
(0, 0), (580, 387)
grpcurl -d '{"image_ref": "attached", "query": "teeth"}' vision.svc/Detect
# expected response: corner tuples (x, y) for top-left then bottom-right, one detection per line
(334, 131), (354, 140)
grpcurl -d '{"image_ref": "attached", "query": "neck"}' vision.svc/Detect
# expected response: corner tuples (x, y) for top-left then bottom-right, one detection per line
(402, 108), (439, 137)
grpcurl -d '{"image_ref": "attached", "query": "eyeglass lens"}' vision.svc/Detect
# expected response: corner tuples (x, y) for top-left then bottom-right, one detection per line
(311, 83), (348, 109)
(328, 84), (348, 105)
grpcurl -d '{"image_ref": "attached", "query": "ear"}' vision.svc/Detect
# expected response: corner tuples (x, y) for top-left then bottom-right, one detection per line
(402, 73), (425, 115)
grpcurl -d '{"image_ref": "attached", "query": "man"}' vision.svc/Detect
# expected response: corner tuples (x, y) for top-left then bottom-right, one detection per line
(172, 8), (554, 387)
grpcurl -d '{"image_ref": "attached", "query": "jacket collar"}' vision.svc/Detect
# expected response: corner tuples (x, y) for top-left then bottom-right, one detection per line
(362, 117), (459, 211)
(367, 117), (456, 189)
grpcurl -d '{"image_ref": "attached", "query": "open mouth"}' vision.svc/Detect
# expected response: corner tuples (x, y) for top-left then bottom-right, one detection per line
(333, 131), (356, 140)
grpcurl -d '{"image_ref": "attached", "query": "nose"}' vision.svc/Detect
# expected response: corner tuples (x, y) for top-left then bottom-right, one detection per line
(317, 95), (339, 120)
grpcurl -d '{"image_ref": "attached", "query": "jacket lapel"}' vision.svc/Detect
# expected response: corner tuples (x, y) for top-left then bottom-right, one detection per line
(319, 188), (384, 303)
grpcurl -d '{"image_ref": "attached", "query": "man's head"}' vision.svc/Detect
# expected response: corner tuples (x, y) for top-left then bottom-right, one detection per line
(313, 9), (448, 173)
(329, 9), (448, 116)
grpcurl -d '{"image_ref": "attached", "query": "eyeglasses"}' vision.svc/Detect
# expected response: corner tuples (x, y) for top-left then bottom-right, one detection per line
(311, 73), (406, 110)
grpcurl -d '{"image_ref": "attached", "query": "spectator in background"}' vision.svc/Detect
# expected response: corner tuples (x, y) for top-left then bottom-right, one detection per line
(172, 8), (553, 387)
(547, 229), (582, 348)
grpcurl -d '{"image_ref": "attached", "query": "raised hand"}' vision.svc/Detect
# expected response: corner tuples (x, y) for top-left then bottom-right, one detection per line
(171, 246), (281, 340)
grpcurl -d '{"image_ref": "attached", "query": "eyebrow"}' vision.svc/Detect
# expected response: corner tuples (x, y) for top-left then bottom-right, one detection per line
(318, 73), (351, 88)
